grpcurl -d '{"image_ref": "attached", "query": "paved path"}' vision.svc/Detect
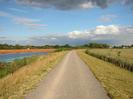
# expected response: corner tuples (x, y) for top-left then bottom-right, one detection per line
(26, 51), (109, 99)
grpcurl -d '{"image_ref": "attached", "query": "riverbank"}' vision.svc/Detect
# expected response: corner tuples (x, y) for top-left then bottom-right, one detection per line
(0, 49), (55, 54)
(0, 55), (40, 78)
(0, 51), (66, 99)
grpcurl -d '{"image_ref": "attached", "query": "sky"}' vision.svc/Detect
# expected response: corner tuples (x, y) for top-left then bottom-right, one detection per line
(0, 0), (133, 45)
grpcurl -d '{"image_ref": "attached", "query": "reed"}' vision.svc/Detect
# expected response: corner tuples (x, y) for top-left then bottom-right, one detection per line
(0, 55), (39, 78)
(85, 49), (133, 72)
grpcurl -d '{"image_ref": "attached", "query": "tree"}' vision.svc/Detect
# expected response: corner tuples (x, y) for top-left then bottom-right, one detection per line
(88, 43), (109, 48)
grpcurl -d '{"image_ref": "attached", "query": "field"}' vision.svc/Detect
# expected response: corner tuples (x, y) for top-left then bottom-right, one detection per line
(0, 49), (55, 54)
(86, 48), (133, 71)
(86, 48), (133, 64)
(0, 51), (66, 99)
(78, 50), (133, 99)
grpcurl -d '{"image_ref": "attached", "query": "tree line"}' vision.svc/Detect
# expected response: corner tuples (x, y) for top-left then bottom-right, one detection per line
(0, 43), (132, 49)
(0, 44), (72, 49)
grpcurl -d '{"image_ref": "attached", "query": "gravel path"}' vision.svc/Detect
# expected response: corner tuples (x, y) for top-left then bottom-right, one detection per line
(26, 51), (109, 99)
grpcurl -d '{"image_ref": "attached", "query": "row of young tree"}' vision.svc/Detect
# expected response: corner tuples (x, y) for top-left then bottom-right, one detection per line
(0, 43), (132, 49)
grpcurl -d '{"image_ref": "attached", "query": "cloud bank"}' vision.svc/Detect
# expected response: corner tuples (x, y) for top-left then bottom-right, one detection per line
(1, 0), (133, 10)
(1, 25), (133, 45)
(15, 0), (133, 10)
(21, 25), (133, 45)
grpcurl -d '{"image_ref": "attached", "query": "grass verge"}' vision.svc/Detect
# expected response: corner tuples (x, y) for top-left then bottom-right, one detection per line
(77, 50), (133, 99)
(0, 51), (66, 99)
(0, 56), (40, 78)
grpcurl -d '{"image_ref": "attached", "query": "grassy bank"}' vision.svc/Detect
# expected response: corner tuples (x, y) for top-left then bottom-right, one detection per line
(0, 51), (66, 99)
(86, 49), (133, 72)
(78, 50), (133, 99)
(0, 56), (39, 78)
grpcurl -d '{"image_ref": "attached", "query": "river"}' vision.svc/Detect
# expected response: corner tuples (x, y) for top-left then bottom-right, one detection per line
(0, 52), (48, 62)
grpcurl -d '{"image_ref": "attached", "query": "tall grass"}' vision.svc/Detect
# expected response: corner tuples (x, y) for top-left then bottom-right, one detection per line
(0, 51), (66, 99)
(85, 49), (133, 72)
(0, 56), (39, 78)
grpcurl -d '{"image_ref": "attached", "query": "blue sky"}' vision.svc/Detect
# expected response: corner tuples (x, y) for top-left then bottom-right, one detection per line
(0, 0), (133, 45)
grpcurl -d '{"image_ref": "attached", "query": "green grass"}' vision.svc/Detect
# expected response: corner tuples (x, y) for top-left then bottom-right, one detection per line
(78, 50), (133, 99)
(87, 48), (133, 64)
(0, 55), (39, 78)
(86, 48), (133, 71)
(0, 51), (66, 99)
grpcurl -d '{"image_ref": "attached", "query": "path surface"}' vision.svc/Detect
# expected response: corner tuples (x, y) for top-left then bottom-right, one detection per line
(26, 51), (109, 99)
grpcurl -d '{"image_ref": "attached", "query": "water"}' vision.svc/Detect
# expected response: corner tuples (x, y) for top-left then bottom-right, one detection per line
(0, 52), (48, 62)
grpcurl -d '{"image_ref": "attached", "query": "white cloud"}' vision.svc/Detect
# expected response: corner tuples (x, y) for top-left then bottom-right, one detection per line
(125, 26), (133, 33)
(0, 11), (12, 17)
(68, 30), (91, 39)
(13, 17), (47, 30)
(0, 11), (47, 30)
(79, 2), (94, 9)
(100, 14), (117, 22)
(9, 8), (27, 13)
(93, 25), (120, 35)
(69, 31), (82, 39)
(1, 24), (133, 45)
(66, 25), (133, 45)
(51, 37), (57, 40)
(68, 25), (120, 39)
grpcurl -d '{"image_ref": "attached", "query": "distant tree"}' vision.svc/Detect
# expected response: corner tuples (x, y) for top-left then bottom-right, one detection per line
(15, 44), (22, 49)
(43, 45), (50, 48)
(83, 44), (89, 47)
(88, 43), (109, 48)
(62, 44), (71, 48)
(53, 45), (60, 48)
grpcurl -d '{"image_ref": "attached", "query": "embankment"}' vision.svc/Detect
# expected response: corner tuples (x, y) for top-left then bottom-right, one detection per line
(0, 51), (66, 99)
